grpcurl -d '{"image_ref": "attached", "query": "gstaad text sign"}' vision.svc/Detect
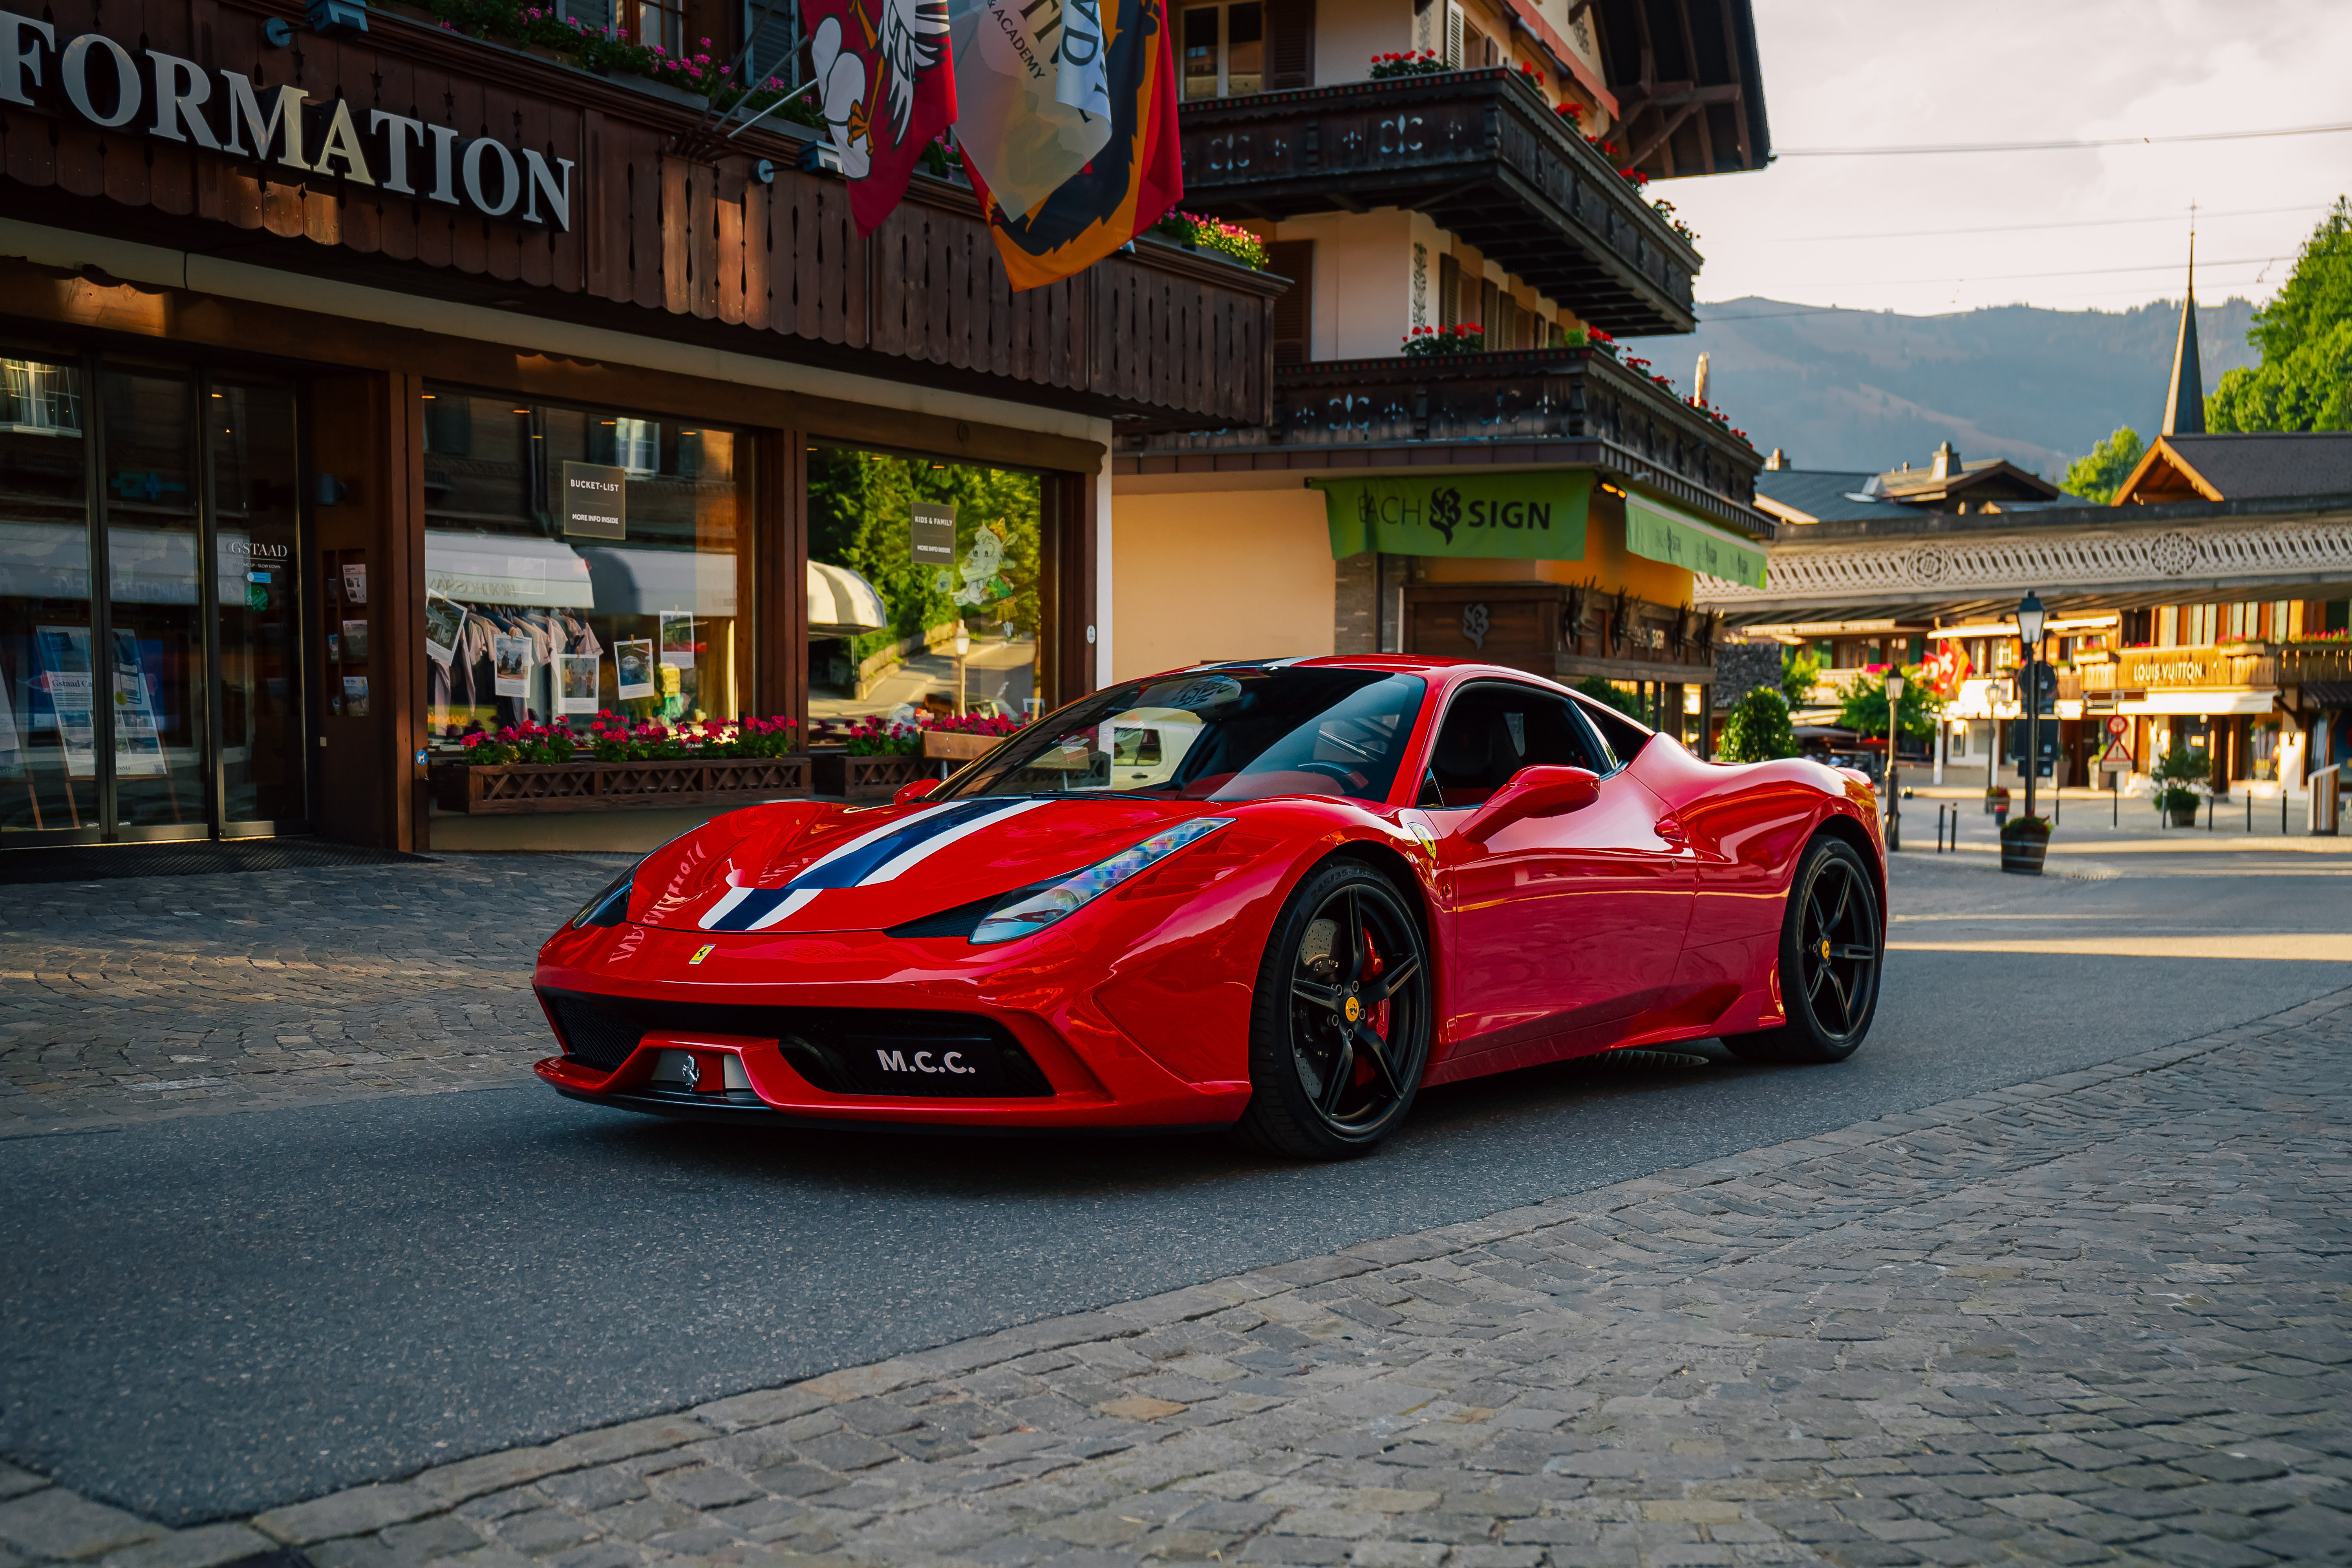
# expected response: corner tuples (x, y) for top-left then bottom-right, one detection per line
(0, 8), (574, 230)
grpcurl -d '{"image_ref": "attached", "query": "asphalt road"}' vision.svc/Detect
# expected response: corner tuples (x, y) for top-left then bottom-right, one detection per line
(4, 851), (2349, 1523)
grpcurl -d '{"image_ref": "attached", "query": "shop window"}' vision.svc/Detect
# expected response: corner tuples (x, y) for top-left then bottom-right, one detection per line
(0, 355), (98, 834)
(806, 448), (1043, 734)
(419, 388), (752, 746)
(1182, 2), (1264, 99)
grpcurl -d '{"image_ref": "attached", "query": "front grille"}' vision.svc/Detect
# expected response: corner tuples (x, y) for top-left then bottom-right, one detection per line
(535, 988), (1054, 1098)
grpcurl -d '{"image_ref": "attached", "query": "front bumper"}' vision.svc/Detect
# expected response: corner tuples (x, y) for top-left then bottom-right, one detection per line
(532, 917), (1256, 1131)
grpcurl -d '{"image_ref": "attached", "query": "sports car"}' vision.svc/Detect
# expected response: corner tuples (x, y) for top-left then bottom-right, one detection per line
(533, 657), (1887, 1159)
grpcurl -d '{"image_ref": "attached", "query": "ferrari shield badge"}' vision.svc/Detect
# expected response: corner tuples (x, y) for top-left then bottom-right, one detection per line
(689, 944), (715, 966)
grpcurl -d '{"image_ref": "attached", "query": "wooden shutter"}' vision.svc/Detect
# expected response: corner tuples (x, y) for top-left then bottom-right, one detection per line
(1267, 240), (1315, 365)
(1267, 0), (1315, 89)
(1438, 255), (1460, 328)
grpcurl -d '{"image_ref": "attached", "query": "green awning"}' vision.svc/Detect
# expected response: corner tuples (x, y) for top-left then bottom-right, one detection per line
(1315, 473), (1592, 560)
(1624, 493), (1768, 589)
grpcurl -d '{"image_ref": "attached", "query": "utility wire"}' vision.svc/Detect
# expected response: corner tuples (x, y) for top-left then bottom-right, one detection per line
(1775, 121), (2352, 157)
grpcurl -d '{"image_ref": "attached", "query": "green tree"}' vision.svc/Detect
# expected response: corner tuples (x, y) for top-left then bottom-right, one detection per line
(1837, 667), (1939, 747)
(1719, 687), (1798, 763)
(1574, 676), (1646, 723)
(1780, 646), (1820, 707)
(2061, 426), (2145, 503)
(2205, 197), (2352, 432)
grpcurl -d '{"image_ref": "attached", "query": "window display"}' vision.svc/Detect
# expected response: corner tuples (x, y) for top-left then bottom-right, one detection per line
(806, 447), (1042, 740)
(421, 388), (750, 746)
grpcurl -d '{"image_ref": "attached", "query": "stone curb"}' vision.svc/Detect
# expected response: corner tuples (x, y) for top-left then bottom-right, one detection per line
(5, 979), (2347, 1566)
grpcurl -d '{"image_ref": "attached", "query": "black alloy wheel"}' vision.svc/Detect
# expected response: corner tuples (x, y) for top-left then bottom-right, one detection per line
(1723, 835), (1883, 1065)
(1236, 860), (1432, 1160)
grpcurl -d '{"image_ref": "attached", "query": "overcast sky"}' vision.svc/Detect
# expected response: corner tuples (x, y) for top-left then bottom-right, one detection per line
(1655, 0), (2352, 320)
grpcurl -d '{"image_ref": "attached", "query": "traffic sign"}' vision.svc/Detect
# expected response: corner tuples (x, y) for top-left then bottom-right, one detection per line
(2099, 736), (2134, 770)
(2107, 715), (2129, 737)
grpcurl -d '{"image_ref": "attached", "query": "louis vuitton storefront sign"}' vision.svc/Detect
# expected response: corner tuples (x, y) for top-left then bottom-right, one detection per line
(0, 7), (574, 227)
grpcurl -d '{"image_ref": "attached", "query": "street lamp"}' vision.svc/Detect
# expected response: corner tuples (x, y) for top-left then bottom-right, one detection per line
(1884, 670), (1905, 851)
(2016, 592), (2047, 824)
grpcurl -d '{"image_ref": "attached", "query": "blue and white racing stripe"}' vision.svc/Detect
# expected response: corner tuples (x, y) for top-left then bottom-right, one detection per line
(698, 798), (1050, 932)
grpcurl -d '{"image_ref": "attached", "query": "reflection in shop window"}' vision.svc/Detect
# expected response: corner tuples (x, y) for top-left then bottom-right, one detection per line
(805, 448), (1042, 739)
(419, 388), (750, 746)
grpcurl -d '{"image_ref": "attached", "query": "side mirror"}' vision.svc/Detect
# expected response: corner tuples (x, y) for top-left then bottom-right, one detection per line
(1464, 765), (1600, 842)
(892, 778), (941, 805)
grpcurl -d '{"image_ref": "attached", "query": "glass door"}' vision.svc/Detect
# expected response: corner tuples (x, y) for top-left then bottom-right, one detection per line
(0, 355), (100, 841)
(210, 376), (306, 830)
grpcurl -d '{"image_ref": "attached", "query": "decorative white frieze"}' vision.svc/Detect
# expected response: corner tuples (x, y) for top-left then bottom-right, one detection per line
(1696, 518), (2352, 605)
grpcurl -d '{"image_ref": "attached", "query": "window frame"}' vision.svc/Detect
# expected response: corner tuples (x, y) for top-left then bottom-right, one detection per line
(1181, 0), (1267, 100)
(1414, 679), (1622, 810)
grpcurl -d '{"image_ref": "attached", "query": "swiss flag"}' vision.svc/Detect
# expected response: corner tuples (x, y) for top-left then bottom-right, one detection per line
(802, 0), (960, 234)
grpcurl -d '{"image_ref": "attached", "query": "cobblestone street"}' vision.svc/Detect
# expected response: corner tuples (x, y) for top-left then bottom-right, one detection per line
(0, 856), (628, 1129)
(3, 969), (2345, 1567)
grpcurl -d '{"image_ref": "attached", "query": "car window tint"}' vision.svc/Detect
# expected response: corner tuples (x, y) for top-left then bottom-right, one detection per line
(1425, 684), (1606, 807)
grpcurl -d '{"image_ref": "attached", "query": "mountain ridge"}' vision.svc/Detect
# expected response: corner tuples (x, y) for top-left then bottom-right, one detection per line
(1626, 296), (2262, 479)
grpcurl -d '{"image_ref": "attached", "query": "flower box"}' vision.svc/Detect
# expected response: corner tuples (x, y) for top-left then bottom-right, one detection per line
(435, 756), (813, 814)
(808, 750), (937, 800)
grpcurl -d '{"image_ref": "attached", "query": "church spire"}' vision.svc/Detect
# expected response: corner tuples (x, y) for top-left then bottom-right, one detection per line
(2163, 227), (2205, 435)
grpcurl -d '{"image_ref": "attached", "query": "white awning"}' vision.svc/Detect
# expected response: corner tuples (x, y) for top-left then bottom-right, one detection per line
(2120, 690), (2278, 717)
(576, 546), (739, 617)
(424, 531), (595, 609)
(808, 560), (888, 635)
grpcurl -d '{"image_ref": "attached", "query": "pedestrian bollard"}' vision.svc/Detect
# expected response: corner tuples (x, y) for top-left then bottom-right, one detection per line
(2112, 781), (2118, 827)
(2208, 794), (2215, 831)
(2247, 792), (2253, 834)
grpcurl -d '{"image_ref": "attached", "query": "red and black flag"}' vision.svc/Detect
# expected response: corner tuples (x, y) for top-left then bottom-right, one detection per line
(963, 0), (1183, 291)
(803, 0), (961, 234)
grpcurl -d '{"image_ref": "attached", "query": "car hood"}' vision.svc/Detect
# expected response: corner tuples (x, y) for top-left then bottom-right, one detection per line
(629, 795), (1227, 934)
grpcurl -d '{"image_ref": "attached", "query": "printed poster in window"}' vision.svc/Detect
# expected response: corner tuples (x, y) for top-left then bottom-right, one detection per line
(110, 629), (167, 778)
(342, 562), (368, 605)
(423, 595), (468, 667)
(558, 653), (601, 715)
(343, 675), (370, 719)
(614, 639), (655, 700)
(340, 618), (370, 663)
(31, 626), (97, 778)
(658, 612), (695, 669)
(493, 634), (532, 698)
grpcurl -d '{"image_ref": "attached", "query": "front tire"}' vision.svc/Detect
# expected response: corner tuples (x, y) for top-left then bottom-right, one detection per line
(1234, 860), (1433, 1160)
(1722, 834), (1882, 1065)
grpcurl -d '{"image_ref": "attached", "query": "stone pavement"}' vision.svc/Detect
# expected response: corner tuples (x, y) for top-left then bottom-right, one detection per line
(3, 986), (2345, 1568)
(0, 854), (627, 1129)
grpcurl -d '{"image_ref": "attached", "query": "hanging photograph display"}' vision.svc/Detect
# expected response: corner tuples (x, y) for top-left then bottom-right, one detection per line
(659, 612), (695, 669)
(558, 654), (602, 715)
(493, 634), (532, 698)
(614, 639), (655, 699)
(109, 630), (167, 778)
(33, 626), (97, 779)
(423, 595), (468, 667)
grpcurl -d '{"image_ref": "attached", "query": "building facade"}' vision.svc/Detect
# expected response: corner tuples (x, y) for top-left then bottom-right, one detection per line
(0, 0), (1278, 854)
(1109, 0), (1773, 744)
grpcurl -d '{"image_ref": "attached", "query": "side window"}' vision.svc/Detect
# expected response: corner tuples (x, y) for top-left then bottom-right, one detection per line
(1573, 694), (1650, 768)
(1422, 684), (1606, 807)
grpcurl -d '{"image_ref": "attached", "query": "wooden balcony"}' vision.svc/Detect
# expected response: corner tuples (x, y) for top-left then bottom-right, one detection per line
(1119, 346), (1765, 532)
(1176, 69), (1701, 336)
(0, 0), (1280, 433)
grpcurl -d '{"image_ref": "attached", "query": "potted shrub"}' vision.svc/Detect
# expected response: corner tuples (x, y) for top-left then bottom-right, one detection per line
(2147, 741), (2208, 829)
(1999, 814), (2051, 875)
(1985, 784), (2010, 825)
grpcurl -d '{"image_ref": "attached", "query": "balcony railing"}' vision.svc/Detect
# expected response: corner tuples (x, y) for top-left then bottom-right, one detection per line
(1122, 347), (1762, 526)
(1176, 69), (1701, 337)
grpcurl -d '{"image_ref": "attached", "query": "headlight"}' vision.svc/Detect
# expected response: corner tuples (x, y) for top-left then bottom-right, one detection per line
(971, 818), (1233, 944)
(571, 856), (646, 928)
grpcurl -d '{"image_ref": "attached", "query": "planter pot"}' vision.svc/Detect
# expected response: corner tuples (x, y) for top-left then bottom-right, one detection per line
(1999, 821), (2050, 876)
(1983, 794), (2008, 816)
(808, 750), (935, 800)
(1992, 804), (2009, 827)
(922, 730), (999, 763)
(435, 756), (813, 814)
(2167, 802), (2199, 828)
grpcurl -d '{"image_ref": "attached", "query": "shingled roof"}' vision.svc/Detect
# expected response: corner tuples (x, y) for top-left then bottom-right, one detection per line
(2116, 432), (2352, 504)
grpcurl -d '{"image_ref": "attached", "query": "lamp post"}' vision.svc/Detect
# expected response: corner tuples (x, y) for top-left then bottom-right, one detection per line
(1884, 670), (1905, 851)
(953, 622), (972, 716)
(2016, 591), (2047, 825)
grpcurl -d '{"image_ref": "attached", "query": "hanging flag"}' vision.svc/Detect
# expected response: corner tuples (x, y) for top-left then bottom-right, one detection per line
(947, 0), (1112, 224)
(803, 0), (960, 234)
(964, 0), (1183, 291)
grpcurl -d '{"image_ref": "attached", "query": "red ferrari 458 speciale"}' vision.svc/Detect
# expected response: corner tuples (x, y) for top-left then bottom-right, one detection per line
(534, 657), (1887, 1158)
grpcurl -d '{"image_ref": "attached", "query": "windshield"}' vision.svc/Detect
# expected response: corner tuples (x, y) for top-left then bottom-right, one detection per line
(938, 667), (1428, 803)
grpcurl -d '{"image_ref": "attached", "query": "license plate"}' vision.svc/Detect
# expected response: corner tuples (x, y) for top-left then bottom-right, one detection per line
(840, 1033), (1012, 1096)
